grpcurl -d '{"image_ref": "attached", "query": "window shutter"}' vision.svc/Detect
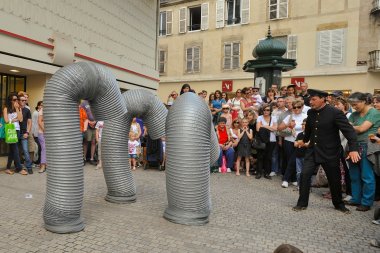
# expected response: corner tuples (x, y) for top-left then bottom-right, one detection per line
(330, 29), (344, 65)
(159, 50), (166, 73)
(166, 11), (173, 35)
(241, 0), (250, 24)
(232, 43), (240, 69)
(279, 0), (288, 18)
(193, 47), (200, 72)
(201, 3), (209, 30)
(216, 0), (225, 28)
(224, 43), (232, 69)
(318, 31), (331, 65)
(179, 7), (187, 34)
(186, 48), (193, 72)
(287, 35), (297, 59)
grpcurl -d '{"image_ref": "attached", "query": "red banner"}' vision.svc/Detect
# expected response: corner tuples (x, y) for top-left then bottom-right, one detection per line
(222, 80), (233, 92)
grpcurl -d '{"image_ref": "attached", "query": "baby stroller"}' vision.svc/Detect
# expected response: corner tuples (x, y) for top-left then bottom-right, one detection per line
(144, 135), (164, 171)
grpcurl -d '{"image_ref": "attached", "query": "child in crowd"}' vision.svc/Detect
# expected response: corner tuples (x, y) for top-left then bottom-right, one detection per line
(95, 121), (104, 170)
(220, 104), (232, 129)
(235, 118), (253, 176)
(128, 132), (140, 170)
(294, 118), (308, 189)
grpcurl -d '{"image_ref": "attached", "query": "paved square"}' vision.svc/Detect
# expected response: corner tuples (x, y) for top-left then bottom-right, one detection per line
(0, 166), (378, 253)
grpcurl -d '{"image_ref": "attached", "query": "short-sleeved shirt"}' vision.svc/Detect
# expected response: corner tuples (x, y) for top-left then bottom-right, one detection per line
(257, 115), (277, 142)
(295, 132), (306, 158)
(128, 140), (140, 155)
(38, 109), (44, 133)
(95, 121), (104, 139)
(349, 108), (380, 143)
(283, 112), (308, 142)
(211, 99), (226, 110)
(20, 107), (31, 134)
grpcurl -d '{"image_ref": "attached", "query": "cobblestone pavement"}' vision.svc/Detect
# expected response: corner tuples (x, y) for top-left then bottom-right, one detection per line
(0, 165), (378, 253)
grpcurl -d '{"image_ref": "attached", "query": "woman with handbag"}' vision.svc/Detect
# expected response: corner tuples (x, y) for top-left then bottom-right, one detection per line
(3, 93), (24, 175)
(256, 104), (278, 179)
(347, 92), (380, 211)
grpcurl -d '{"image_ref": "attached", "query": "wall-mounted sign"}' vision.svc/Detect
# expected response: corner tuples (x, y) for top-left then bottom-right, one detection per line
(222, 80), (233, 92)
(291, 77), (305, 90)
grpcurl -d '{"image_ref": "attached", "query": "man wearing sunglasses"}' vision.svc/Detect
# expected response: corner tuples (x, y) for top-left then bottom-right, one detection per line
(18, 94), (33, 174)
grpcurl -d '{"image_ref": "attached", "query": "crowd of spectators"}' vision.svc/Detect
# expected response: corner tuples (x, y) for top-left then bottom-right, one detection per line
(167, 83), (380, 216)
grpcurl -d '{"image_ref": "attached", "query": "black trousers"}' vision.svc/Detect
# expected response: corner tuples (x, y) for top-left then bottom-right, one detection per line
(297, 151), (343, 208)
(257, 142), (276, 175)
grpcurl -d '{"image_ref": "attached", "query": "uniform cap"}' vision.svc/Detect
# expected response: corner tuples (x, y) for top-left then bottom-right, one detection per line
(308, 89), (328, 98)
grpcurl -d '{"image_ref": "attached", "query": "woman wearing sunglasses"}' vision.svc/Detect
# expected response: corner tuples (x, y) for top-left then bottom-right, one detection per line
(279, 99), (307, 188)
(3, 93), (24, 175)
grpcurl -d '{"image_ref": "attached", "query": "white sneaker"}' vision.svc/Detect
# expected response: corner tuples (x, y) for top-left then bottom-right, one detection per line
(269, 172), (276, 177)
(227, 168), (231, 173)
(343, 195), (352, 202)
(292, 182), (298, 186)
(372, 219), (380, 225)
(281, 181), (289, 188)
(218, 167), (222, 173)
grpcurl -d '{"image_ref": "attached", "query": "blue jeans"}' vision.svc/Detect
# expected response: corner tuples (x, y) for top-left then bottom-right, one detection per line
(20, 136), (32, 169)
(349, 143), (375, 207)
(218, 147), (235, 169)
(296, 157), (304, 186)
(283, 140), (296, 182)
(271, 142), (280, 173)
(6, 130), (22, 170)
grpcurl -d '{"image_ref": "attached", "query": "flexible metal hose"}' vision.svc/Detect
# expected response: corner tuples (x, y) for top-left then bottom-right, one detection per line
(164, 92), (219, 225)
(103, 89), (167, 203)
(43, 62), (126, 233)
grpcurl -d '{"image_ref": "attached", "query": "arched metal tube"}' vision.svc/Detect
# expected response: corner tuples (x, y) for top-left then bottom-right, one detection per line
(164, 92), (219, 225)
(43, 62), (126, 234)
(102, 89), (167, 203)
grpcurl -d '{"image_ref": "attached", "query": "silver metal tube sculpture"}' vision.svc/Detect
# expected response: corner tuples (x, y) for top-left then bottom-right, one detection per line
(43, 63), (218, 233)
(164, 92), (219, 225)
(103, 90), (167, 203)
(43, 62), (126, 234)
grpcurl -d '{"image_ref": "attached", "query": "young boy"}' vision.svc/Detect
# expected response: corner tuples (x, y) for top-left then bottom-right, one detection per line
(294, 118), (308, 190)
(128, 132), (140, 170)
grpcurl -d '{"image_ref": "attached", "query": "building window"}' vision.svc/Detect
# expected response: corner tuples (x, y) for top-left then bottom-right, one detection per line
(159, 50), (166, 74)
(223, 42), (240, 70)
(318, 29), (345, 66)
(189, 6), (201, 31)
(159, 11), (172, 36)
(258, 35), (297, 59)
(275, 35), (297, 59)
(186, 46), (200, 73)
(179, 4), (209, 33)
(269, 0), (288, 20)
(216, 0), (250, 28)
(227, 0), (241, 25)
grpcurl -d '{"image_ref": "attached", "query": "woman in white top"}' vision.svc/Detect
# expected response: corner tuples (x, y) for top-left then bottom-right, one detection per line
(31, 101), (43, 165)
(229, 89), (243, 120)
(279, 99), (307, 188)
(38, 108), (47, 173)
(256, 104), (278, 179)
(3, 93), (24, 175)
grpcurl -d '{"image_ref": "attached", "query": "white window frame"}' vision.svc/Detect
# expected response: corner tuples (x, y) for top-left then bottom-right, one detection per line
(269, 0), (288, 20)
(186, 46), (201, 73)
(318, 29), (345, 66)
(223, 42), (241, 70)
(159, 50), (167, 74)
(159, 10), (172, 36)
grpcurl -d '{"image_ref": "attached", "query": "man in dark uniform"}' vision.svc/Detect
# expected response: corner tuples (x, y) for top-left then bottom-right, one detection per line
(293, 89), (361, 213)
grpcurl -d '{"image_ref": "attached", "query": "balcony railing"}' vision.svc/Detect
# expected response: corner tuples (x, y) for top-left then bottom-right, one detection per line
(368, 50), (380, 71)
(371, 0), (380, 15)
